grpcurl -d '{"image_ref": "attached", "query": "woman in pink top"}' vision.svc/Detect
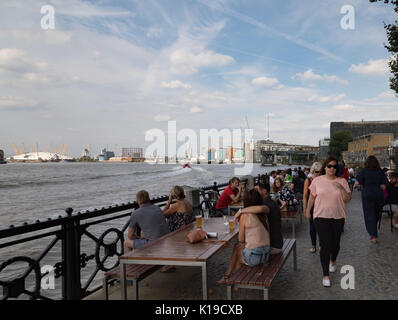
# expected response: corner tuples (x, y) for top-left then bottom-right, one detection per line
(305, 156), (351, 288)
(218, 189), (270, 283)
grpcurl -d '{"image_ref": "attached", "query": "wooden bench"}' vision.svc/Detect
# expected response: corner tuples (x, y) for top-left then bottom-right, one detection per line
(103, 264), (161, 300)
(220, 238), (297, 300)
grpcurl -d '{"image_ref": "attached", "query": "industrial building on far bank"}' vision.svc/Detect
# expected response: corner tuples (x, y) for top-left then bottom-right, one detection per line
(330, 121), (398, 169)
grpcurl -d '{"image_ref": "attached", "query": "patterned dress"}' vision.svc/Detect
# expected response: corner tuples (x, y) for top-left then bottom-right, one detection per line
(277, 185), (299, 210)
(167, 212), (195, 232)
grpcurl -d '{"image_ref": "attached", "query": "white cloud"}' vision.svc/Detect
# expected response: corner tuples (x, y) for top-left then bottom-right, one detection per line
(161, 80), (192, 89)
(294, 69), (348, 85)
(190, 106), (202, 113)
(331, 104), (357, 111)
(349, 59), (389, 76)
(251, 77), (279, 87)
(308, 93), (346, 103)
(170, 48), (235, 74)
(146, 27), (163, 38)
(378, 90), (395, 99)
(154, 114), (171, 121)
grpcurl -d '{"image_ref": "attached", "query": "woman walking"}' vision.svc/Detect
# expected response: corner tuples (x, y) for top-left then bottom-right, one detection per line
(303, 162), (322, 253)
(305, 156), (351, 287)
(354, 156), (388, 243)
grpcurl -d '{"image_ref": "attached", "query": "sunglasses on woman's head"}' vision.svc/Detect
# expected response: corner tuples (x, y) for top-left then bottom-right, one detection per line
(314, 171), (320, 173)
(327, 164), (338, 169)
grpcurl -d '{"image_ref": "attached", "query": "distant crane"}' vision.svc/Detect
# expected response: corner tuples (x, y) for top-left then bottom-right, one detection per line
(12, 143), (19, 155)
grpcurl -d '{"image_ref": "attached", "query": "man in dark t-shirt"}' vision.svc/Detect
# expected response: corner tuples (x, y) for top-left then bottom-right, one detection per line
(124, 190), (170, 253)
(255, 183), (283, 254)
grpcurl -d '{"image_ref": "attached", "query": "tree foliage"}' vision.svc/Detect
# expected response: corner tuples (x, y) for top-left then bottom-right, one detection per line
(329, 130), (353, 160)
(370, 0), (398, 94)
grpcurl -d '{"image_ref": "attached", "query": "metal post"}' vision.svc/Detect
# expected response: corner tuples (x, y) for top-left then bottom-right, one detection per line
(62, 208), (82, 300)
(202, 263), (208, 300)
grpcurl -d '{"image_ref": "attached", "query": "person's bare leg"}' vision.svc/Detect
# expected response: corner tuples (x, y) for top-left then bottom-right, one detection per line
(233, 245), (245, 272)
(224, 244), (240, 276)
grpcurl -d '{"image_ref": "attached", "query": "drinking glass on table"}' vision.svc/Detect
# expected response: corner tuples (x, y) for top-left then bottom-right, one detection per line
(195, 214), (203, 228)
(228, 217), (235, 233)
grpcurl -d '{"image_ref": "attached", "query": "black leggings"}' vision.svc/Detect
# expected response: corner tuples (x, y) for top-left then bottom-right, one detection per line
(314, 218), (345, 276)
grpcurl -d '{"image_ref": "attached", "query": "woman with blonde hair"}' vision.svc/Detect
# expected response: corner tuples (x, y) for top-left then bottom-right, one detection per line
(303, 162), (322, 253)
(163, 186), (194, 232)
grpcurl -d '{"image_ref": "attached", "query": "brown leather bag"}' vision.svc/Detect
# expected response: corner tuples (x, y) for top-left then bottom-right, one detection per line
(185, 229), (208, 243)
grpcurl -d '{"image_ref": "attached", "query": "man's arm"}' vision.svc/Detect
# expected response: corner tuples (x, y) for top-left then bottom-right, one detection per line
(229, 186), (242, 203)
(234, 205), (269, 223)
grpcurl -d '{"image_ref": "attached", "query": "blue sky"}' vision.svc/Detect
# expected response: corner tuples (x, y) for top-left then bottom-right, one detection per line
(0, 0), (397, 157)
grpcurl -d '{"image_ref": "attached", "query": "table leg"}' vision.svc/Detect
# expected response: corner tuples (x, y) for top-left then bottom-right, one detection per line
(293, 241), (297, 271)
(292, 221), (295, 239)
(202, 263), (208, 300)
(120, 262), (127, 300)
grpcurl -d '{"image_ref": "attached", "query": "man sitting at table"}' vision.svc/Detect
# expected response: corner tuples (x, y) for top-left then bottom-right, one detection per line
(234, 183), (283, 255)
(215, 177), (242, 215)
(124, 190), (170, 253)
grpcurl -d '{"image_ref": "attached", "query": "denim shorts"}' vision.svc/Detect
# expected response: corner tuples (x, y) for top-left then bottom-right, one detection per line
(242, 246), (270, 266)
(133, 238), (150, 249)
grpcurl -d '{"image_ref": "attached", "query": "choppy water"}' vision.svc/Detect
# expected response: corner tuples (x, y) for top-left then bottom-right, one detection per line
(0, 162), (288, 299)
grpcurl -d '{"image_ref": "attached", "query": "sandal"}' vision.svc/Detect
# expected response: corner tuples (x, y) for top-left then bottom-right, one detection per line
(217, 274), (230, 284)
(309, 247), (316, 253)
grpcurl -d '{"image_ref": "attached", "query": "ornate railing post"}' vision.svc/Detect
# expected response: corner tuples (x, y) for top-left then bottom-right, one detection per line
(62, 208), (82, 300)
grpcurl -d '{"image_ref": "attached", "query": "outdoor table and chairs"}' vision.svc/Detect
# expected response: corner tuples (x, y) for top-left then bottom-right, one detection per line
(227, 201), (244, 216)
(119, 217), (238, 300)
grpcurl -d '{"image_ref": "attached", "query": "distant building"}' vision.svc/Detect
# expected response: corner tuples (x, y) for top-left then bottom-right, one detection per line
(81, 148), (90, 158)
(345, 133), (394, 167)
(122, 147), (143, 159)
(319, 138), (330, 159)
(331, 121), (398, 139)
(98, 148), (115, 161)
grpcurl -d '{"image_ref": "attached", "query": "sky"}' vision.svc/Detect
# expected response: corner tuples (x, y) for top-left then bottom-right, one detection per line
(1, 0), (398, 157)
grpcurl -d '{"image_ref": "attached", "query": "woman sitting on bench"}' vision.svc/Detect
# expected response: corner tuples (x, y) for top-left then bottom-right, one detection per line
(219, 189), (270, 283)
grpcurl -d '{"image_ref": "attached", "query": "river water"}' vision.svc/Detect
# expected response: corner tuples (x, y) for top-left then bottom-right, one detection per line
(0, 162), (289, 299)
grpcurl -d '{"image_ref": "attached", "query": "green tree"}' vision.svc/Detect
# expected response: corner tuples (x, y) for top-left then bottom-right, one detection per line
(329, 130), (353, 160)
(370, 0), (398, 94)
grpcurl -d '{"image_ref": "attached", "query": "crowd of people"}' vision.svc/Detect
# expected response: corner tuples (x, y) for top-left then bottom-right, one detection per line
(123, 155), (398, 288)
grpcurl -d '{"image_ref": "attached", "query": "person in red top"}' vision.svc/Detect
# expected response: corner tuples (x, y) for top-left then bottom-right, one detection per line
(216, 177), (242, 215)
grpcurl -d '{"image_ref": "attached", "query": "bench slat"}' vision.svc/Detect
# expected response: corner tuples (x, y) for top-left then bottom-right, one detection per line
(222, 239), (295, 288)
(104, 264), (159, 279)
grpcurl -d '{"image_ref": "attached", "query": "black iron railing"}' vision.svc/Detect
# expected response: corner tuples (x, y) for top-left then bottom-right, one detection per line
(0, 178), (255, 300)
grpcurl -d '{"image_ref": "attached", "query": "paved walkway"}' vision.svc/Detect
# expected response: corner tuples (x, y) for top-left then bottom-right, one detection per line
(86, 190), (398, 300)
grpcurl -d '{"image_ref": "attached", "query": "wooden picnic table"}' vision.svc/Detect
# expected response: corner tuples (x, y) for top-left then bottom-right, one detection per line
(228, 201), (243, 216)
(280, 210), (299, 238)
(119, 217), (238, 300)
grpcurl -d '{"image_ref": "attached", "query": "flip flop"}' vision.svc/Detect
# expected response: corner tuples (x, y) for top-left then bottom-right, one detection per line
(309, 247), (316, 253)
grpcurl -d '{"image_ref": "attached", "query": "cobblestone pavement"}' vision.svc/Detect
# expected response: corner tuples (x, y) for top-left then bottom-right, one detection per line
(87, 191), (398, 300)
